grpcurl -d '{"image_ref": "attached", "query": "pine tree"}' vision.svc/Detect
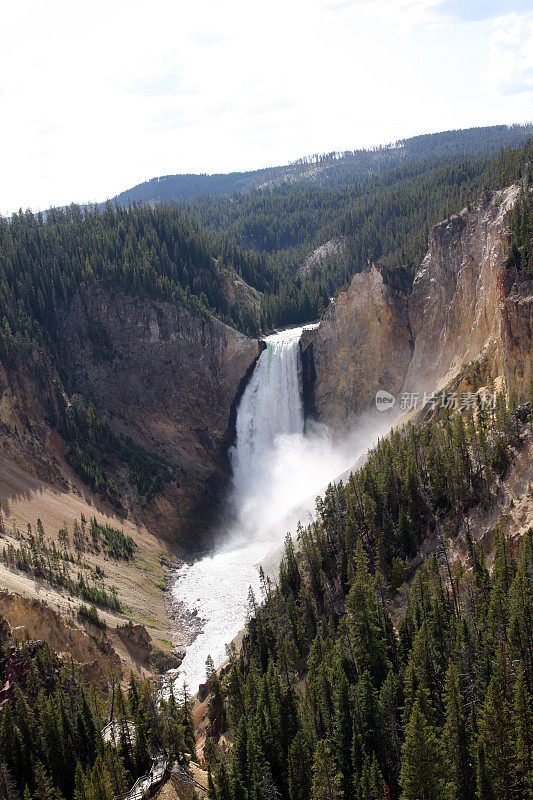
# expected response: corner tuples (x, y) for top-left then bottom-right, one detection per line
(480, 677), (517, 799)
(213, 761), (232, 800)
(73, 763), (88, 800)
(475, 739), (495, 800)
(311, 740), (343, 800)
(205, 656), (226, 738)
(127, 674), (140, 717)
(399, 700), (447, 800)
(332, 655), (352, 794)
(442, 662), (475, 800)
(346, 540), (390, 686)
(0, 703), (22, 785)
(513, 668), (533, 797)
(207, 767), (218, 800)
(87, 756), (113, 800)
(32, 763), (64, 800)
(133, 719), (151, 776)
(288, 731), (313, 800)
(231, 718), (248, 800)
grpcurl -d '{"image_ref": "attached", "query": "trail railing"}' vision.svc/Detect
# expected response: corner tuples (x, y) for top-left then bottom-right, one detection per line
(102, 720), (169, 800)
(113, 751), (168, 800)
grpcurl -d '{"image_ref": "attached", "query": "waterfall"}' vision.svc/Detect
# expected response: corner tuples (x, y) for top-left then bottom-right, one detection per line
(233, 329), (304, 474)
(229, 326), (306, 537)
(172, 326), (310, 692)
(172, 322), (363, 693)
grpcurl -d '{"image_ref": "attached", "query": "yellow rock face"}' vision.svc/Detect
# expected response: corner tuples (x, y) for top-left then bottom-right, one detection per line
(302, 184), (533, 432)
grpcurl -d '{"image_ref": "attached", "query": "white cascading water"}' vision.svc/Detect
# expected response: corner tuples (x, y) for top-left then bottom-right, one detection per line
(172, 323), (386, 693)
(230, 326), (305, 534)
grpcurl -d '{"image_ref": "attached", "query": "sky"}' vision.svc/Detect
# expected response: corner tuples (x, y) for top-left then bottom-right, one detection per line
(0, 0), (532, 215)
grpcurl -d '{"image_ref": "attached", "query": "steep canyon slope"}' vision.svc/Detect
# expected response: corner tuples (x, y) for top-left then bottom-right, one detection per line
(1, 290), (262, 545)
(56, 288), (263, 541)
(302, 184), (533, 427)
(0, 286), (262, 678)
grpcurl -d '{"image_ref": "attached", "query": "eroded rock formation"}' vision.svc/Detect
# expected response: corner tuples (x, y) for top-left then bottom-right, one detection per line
(301, 265), (412, 426)
(302, 185), (533, 429)
(0, 289), (263, 547)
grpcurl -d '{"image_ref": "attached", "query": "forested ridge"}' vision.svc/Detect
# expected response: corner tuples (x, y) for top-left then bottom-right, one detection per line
(0, 202), (268, 370)
(111, 124), (533, 206)
(189, 140), (533, 328)
(200, 393), (533, 800)
(1, 134), (532, 362)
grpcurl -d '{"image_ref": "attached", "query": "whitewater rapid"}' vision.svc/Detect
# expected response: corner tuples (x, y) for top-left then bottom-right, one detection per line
(171, 323), (376, 693)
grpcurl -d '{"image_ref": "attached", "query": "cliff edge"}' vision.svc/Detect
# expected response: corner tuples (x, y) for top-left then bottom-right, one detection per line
(302, 184), (532, 429)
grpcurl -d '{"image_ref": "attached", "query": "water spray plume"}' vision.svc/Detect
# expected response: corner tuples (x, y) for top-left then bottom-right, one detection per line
(173, 325), (394, 691)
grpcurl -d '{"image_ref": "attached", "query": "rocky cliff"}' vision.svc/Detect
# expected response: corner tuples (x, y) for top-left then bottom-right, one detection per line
(302, 185), (533, 429)
(301, 265), (413, 426)
(403, 184), (523, 396)
(0, 290), (262, 548)
(58, 289), (263, 544)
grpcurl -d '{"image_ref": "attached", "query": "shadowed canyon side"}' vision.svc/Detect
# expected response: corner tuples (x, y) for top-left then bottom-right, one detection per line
(302, 184), (533, 429)
(0, 286), (263, 679)
(0, 288), (262, 548)
(55, 288), (263, 545)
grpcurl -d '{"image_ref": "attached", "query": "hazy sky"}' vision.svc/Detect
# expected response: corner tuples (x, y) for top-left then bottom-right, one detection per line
(1, 0), (532, 215)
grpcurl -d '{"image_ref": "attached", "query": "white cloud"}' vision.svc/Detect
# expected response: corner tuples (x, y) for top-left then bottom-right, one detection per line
(488, 12), (533, 94)
(0, 0), (531, 214)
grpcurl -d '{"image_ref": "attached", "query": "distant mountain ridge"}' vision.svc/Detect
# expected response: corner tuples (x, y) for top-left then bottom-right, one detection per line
(107, 123), (533, 206)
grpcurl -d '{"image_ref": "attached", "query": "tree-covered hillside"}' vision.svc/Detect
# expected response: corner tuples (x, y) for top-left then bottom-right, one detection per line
(203, 394), (533, 800)
(2, 137), (532, 355)
(1, 392), (530, 800)
(109, 124), (533, 207)
(0, 202), (268, 371)
(0, 635), (197, 800)
(257, 140), (533, 327)
(506, 164), (533, 279)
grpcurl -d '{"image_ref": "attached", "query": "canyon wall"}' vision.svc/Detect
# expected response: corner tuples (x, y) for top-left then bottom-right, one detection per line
(403, 184), (522, 396)
(301, 265), (413, 426)
(302, 185), (533, 429)
(0, 291), (262, 548)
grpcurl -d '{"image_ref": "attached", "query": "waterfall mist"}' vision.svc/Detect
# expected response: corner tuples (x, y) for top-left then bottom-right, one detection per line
(172, 325), (394, 692)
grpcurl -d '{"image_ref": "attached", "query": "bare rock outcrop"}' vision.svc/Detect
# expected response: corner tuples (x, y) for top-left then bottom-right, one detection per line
(302, 184), (533, 430)
(298, 236), (347, 278)
(403, 185), (522, 396)
(301, 264), (413, 426)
